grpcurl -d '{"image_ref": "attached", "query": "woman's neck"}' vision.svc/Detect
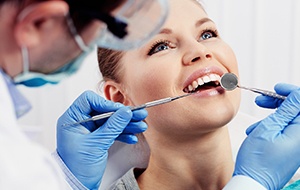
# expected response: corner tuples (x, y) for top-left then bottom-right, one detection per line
(137, 126), (234, 190)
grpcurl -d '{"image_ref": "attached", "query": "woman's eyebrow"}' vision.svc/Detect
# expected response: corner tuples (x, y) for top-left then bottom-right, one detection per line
(157, 18), (214, 35)
(195, 17), (214, 27)
(158, 28), (173, 35)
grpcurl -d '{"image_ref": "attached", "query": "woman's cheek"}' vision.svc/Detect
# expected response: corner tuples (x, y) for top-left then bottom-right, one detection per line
(221, 44), (238, 70)
(210, 41), (238, 70)
(145, 74), (168, 97)
(127, 72), (167, 105)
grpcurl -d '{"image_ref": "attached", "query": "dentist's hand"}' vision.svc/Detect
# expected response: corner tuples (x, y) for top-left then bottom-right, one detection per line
(56, 91), (148, 190)
(234, 83), (300, 190)
(255, 83), (299, 109)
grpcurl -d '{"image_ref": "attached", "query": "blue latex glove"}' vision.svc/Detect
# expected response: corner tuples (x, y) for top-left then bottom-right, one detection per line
(234, 83), (300, 190)
(255, 83), (299, 109)
(56, 90), (148, 189)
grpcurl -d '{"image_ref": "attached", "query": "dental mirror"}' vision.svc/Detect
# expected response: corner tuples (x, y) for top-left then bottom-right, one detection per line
(220, 73), (286, 100)
(220, 73), (238, 91)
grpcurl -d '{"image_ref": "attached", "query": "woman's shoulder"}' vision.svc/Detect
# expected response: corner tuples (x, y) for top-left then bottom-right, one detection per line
(106, 168), (145, 190)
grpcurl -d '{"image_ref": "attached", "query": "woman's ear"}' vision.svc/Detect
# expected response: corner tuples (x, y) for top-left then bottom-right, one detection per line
(14, 1), (69, 47)
(104, 81), (131, 105)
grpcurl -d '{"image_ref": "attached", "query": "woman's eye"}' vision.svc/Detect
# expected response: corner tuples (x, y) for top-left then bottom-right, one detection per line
(200, 30), (218, 41)
(148, 41), (170, 55)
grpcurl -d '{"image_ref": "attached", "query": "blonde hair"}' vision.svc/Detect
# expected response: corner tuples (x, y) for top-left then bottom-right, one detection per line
(97, 48), (124, 82)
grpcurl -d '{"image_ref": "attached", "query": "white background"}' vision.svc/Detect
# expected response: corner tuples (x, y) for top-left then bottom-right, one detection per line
(17, 0), (300, 151)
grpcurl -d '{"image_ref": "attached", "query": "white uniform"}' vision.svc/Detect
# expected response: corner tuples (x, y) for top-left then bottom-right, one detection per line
(0, 70), (69, 190)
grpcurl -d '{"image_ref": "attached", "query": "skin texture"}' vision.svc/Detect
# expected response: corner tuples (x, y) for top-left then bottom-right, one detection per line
(102, 0), (241, 189)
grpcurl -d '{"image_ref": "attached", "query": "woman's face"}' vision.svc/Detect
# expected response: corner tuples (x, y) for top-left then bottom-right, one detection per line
(106, 0), (241, 138)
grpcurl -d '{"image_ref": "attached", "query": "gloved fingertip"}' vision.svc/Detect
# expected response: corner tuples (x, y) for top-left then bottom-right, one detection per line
(245, 125), (254, 135)
(255, 95), (279, 109)
(122, 121), (148, 134)
(140, 122), (148, 132)
(274, 83), (299, 96)
(127, 136), (138, 144)
(254, 97), (260, 105)
(117, 106), (132, 117)
(114, 102), (125, 108)
(245, 121), (260, 135)
(132, 109), (148, 120)
(117, 135), (138, 144)
(274, 83), (287, 88)
(134, 108), (148, 115)
(254, 95), (266, 106)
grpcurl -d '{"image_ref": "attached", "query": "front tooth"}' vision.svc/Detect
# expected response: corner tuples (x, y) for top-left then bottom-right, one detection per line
(192, 81), (198, 88)
(215, 74), (221, 81)
(209, 74), (217, 81)
(202, 75), (210, 83)
(188, 84), (194, 91)
(197, 78), (204, 85)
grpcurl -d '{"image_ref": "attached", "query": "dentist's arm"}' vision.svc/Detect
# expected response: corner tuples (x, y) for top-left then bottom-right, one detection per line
(224, 83), (300, 190)
(55, 91), (148, 190)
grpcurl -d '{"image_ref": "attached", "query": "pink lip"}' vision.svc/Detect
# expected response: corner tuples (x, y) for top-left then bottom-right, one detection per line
(183, 66), (225, 90)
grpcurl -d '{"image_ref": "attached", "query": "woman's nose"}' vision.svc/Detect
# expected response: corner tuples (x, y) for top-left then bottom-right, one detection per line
(182, 42), (212, 65)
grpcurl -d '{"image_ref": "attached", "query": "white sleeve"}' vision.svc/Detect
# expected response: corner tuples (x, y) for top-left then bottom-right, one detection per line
(223, 175), (267, 190)
(52, 151), (88, 190)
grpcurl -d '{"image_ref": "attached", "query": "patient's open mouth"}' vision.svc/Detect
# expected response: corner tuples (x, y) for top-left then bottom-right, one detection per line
(183, 74), (221, 93)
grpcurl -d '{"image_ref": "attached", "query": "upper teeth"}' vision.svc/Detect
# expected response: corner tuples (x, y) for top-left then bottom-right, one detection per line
(184, 73), (221, 92)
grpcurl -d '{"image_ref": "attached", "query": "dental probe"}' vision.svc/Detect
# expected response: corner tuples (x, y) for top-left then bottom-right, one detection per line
(64, 92), (194, 126)
(220, 73), (286, 100)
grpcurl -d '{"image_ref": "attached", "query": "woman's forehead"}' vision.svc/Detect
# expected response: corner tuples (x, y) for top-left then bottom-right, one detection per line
(164, 0), (208, 25)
